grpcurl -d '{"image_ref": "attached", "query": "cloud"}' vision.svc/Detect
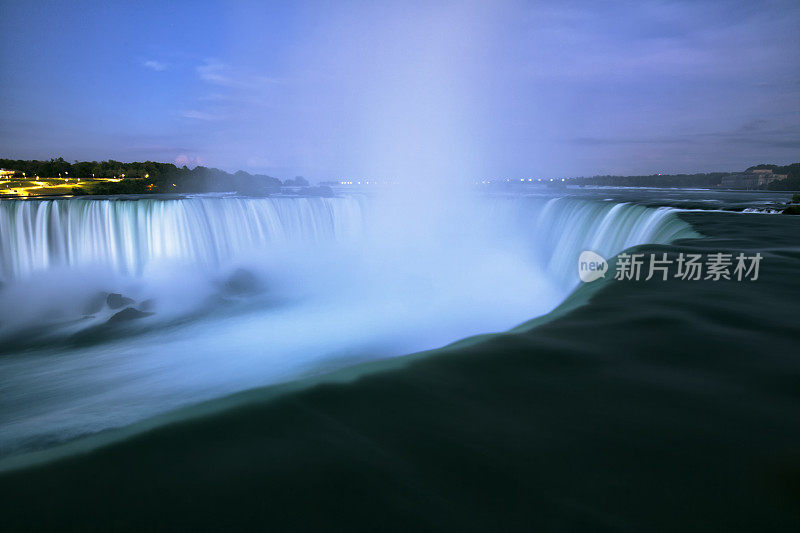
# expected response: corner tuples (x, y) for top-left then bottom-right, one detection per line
(183, 60), (287, 125)
(142, 60), (168, 72)
(196, 60), (283, 89)
(198, 93), (230, 102)
(246, 156), (271, 168)
(197, 60), (234, 86)
(571, 136), (687, 146)
(571, 120), (800, 150)
(174, 154), (205, 167)
(181, 109), (225, 121)
(516, 0), (800, 83)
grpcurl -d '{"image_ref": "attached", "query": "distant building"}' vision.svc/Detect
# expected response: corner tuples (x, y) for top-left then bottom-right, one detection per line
(720, 169), (788, 189)
(0, 168), (16, 177)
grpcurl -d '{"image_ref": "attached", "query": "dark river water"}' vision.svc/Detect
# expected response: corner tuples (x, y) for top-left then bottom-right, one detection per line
(1, 188), (798, 531)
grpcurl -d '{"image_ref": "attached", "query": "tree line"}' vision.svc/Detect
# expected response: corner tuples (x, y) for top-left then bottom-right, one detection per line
(0, 158), (318, 196)
(571, 172), (730, 188)
(571, 163), (800, 190)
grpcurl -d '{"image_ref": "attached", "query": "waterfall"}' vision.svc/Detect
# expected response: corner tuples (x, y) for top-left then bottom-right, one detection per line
(512, 196), (697, 286)
(0, 196), (365, 280)
(0, 193), (698, 458)
(0, 194), (696, 287)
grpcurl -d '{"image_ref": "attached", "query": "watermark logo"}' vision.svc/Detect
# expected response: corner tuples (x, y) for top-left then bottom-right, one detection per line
(578, 250), (608, 282)
(578, 251), (763, 283)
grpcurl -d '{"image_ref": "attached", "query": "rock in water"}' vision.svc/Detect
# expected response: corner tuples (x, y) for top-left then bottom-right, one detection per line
(223, 268), (261, 296)
(106, 293), (134, 310)
(107, 307), (153, 323)
(83, 292), (108, 315)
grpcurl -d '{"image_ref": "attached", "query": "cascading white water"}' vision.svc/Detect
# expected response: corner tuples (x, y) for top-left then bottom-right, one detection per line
(0, 196), (363, 280)
(510, 196), (696, 285)
(0, 195), (693, 285)
(0, 193), (696, 458)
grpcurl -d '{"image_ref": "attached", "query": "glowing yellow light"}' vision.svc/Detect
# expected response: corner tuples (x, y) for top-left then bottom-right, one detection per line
(145, 174), (149, 178)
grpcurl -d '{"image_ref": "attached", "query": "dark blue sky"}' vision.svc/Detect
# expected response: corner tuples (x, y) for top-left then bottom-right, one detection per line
(1, 0), (798, 179)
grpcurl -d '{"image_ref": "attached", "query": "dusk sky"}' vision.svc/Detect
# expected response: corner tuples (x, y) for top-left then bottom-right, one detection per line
(1, 0), (798, 180)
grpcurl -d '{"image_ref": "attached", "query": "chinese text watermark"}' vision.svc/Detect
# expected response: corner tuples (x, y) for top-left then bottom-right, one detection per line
(579, 251), (762, 282)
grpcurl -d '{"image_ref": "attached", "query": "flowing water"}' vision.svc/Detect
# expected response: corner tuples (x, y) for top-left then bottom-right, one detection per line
(0, 192), (697, 457)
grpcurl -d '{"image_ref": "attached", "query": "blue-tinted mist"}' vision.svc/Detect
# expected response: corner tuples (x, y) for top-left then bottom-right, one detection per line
(0, 193), (696, 456)
(1, 0), (798, 178)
